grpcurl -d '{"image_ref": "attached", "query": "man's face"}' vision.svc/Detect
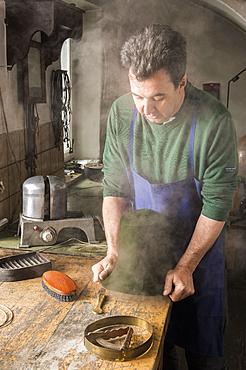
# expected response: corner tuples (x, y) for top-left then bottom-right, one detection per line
(129, 69), (187, 124)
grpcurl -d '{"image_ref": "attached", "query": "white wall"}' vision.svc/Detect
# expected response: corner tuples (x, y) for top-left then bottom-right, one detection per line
(72, 8), (103, 159)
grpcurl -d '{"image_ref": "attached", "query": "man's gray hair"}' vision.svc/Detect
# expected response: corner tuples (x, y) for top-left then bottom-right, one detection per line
(121, 24), (187, 88)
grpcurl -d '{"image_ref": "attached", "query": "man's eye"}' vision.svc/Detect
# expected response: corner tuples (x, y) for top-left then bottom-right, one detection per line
(153, 96), (164, 101)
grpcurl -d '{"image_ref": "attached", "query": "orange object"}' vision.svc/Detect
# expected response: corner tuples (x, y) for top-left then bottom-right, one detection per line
(42, 271), (77, 301)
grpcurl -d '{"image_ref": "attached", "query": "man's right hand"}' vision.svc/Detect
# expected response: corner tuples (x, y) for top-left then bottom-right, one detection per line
(91, 253), (118, 282)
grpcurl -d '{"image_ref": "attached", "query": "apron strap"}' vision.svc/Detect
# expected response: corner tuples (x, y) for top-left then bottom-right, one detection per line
(129, 107), (138, 168)
(188, 116), (197, 177)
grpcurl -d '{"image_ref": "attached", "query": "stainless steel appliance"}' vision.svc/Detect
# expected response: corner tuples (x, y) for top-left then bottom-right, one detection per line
(19, 176), (98, 247)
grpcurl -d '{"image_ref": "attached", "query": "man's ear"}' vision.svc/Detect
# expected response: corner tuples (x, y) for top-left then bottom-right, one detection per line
(180, 74), (187, 88)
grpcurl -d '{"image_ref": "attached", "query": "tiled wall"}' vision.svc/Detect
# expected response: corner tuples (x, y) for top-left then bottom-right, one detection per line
(0, 122), (64, 222)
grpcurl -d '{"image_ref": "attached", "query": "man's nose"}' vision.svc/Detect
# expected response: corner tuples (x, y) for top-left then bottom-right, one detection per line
(142, 99), (154, 115)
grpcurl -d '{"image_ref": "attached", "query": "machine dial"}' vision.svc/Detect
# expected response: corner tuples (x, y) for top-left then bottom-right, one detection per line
(40, 227), (57, 243)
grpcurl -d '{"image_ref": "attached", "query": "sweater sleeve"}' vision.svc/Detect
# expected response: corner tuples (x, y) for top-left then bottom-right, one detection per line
(103, 103), (132, 199)
(200, 112), (238, 221)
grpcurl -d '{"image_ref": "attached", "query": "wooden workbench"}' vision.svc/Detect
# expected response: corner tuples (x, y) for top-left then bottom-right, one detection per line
(0, 249), (171, 370)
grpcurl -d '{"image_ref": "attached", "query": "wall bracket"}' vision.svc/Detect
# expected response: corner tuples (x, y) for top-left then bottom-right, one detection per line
(5, 0), (84, 70)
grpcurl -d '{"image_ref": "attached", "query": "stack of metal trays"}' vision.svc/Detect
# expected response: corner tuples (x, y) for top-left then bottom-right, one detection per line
(0, 252), (52, 281)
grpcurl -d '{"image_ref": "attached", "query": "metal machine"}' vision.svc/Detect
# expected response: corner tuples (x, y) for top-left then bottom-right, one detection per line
(19, 175), (98, 247)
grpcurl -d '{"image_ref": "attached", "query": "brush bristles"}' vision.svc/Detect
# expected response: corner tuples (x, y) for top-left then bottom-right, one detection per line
(41, 281), (77, 302)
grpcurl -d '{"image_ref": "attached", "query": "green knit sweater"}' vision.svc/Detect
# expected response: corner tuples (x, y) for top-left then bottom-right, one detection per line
(103, 82), (238, 221)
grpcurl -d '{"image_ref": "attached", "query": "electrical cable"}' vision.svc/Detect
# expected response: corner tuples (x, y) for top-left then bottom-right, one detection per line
(57, 238), (107, 248)
(27, 238), (107, 258)
(34, 238), (107, 253)
(226, 67), (246, 108)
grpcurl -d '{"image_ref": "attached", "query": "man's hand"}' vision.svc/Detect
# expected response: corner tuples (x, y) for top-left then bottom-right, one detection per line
(163, 265), (195, 302)
(92, 253), (118, 282)
(162, 215), (225, 302)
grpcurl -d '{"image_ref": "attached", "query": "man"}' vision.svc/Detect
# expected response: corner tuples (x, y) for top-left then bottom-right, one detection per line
(92, 24), (238, 369)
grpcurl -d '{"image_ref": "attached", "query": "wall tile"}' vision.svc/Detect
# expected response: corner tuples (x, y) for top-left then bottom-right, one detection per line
(20, 160), (28, 185)
(9, 192), (21, 223)
(0, 198), (10, 221)
(38, 123), (51, 153)
(36, 126), (41, 154)
(26, 128), (40, 157)
(0, 167), (9, 201)
(0, 133), (8, 168)
(0, 123), (64, 221)
(58, 144), (65, 170)
(36, 153), (42, 175)
(50, 147), (58, 174)
(8, 163), (21, 196)
(49, 122), (56, 147)
(7, 130), (20, 164)
(19, 129), (26, 161)
(41, 150), (51, 175)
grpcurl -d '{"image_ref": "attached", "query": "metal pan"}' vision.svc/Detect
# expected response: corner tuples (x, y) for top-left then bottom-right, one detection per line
(84, 315), (153, 361)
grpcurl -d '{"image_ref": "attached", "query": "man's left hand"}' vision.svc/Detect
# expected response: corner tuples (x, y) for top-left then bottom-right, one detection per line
(163, 265), (195, 302)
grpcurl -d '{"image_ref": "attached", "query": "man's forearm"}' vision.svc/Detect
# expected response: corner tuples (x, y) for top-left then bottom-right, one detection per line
(163, 214), (225, 300)
(91, 196), (127, 282)
(103, 196), (128, 256)
(177, 214), (225, 273)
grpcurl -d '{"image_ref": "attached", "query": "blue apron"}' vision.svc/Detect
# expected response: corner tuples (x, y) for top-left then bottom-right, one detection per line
(128, 108), (225, 357)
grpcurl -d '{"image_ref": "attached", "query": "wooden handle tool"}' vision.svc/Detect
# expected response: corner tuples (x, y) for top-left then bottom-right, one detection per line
(93, 288), (106, 314)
